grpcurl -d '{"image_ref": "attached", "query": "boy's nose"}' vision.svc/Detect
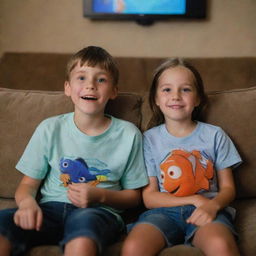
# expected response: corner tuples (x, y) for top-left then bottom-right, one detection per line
(85, 81), (95, 90)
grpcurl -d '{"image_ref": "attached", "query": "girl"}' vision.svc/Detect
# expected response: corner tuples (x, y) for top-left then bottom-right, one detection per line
(121, 58), (241, 256)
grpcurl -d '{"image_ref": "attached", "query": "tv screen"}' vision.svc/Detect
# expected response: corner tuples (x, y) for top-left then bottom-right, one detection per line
(83, 0), (207, 25)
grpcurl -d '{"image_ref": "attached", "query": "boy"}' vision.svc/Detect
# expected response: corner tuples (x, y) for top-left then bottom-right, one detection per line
(0, 46), (148, 256)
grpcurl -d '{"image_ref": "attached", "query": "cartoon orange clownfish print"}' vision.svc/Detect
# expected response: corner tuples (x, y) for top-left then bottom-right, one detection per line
(160, 149), (214, 197)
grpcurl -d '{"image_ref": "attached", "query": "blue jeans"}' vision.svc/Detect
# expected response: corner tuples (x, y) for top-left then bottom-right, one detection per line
(0, 202), (124, 256)
(128, 205), (237, 247)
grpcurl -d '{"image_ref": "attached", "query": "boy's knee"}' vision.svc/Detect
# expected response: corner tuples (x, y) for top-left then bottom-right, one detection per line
(65, 236), (97, 256)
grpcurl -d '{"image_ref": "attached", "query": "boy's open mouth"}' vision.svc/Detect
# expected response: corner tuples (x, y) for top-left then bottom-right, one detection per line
(81, 96), (97, 101)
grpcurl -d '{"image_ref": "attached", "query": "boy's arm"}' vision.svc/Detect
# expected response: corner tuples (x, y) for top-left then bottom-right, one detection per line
(187, 168), (236, 226)
(142, 177), (209, 209)
(14, 175), (43, 231)
(67, 183), (142, 209)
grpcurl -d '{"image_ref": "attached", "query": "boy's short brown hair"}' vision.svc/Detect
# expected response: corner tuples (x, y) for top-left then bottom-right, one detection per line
(66, 46), (119, 86)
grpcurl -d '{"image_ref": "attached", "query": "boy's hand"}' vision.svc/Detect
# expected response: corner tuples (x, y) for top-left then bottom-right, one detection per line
(14, 197), (43, 231)
(187, 199), (219, 226)
(67, 183), (102, 208)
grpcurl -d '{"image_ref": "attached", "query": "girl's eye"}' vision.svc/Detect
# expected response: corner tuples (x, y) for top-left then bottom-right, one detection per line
(182, 87), (192, 92)
(163, 88), (171, 92)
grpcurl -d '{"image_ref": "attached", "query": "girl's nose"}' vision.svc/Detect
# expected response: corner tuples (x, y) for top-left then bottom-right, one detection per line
(171, 90), (181, 100)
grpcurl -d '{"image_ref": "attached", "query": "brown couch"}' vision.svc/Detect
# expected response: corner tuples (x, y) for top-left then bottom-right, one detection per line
(0, 53), (256, 256)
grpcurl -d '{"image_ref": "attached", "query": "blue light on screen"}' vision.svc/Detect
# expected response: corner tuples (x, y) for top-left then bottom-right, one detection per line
(93, 0), (186, 15)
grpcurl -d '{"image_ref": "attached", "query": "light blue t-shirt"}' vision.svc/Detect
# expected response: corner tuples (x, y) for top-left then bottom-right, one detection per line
(16, 113), (148, 213)
(144, 121), (242, 199)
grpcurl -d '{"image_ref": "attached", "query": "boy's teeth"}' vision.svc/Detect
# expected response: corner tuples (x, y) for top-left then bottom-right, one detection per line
(82, 96), (97, 100)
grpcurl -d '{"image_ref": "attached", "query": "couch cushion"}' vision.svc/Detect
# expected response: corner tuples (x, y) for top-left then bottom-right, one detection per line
(0, 88), (142, 198)
(204, 87), (256, 199)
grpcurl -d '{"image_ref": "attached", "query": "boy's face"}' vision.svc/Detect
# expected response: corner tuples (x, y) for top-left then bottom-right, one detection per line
(64, 62), (117, 118)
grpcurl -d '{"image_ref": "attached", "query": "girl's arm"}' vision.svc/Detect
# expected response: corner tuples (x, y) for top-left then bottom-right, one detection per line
(142, 177), (208, 209)
(68, 183), (142, 209)
(14, 175), (43, 231)
(187, 167), (236, 226)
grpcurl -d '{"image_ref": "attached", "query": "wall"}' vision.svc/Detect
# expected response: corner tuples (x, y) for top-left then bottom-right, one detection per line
(0, 0), (255, 58)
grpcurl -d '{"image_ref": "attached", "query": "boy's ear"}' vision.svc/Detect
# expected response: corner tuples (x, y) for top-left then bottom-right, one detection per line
(110, 86), (118, 100)
(64, 81), (71, 96)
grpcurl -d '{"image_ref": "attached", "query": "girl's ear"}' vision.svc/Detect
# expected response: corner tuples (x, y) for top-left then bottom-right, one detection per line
(155, 95), (160, 107)
(64, 81), (71, 96)
(195, 96), (201, 107)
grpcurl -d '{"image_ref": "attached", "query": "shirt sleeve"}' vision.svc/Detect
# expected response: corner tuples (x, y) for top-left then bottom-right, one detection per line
(143, 134), (158, 177)
(16, 121), (49, 180)
(214, 128), (242, 171)
(120, 129), (149, 189)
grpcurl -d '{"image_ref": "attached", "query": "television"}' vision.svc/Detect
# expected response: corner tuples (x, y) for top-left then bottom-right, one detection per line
(83, 0), (207, 25)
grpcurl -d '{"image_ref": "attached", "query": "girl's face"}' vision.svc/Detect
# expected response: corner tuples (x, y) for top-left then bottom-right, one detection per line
(155, 66), (200, 124)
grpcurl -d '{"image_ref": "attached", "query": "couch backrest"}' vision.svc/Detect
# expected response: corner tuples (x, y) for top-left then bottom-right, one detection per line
(0, 88), (142, 199)
(142, 87), (256, 199)
(1, 53), (255, 93)
(205, 87), (256, 199)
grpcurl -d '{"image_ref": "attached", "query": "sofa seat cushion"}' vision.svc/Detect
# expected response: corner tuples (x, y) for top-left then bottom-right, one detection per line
(232, 199), (256, 256)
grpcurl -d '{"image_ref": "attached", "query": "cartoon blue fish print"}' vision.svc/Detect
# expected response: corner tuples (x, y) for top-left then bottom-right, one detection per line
(59, 157), (110, 187)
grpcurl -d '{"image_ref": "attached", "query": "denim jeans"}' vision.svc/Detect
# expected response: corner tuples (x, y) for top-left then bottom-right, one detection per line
(128, 205), (237, 247)
(0, 201), (124, 256)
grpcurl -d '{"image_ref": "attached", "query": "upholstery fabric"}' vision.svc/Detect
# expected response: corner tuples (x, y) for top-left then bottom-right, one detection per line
(0, 53), (255, 93)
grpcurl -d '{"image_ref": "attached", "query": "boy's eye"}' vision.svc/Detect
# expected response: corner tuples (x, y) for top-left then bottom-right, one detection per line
(78, 76), (85, 81)
(97, 77), (107, 83)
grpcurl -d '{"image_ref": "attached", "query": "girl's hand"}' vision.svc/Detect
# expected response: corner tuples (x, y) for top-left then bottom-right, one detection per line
(14, 197), (43, 231)
(191, 194), (210, 208)
(186, 199), (219, 226)
(67, 183), (101, 208)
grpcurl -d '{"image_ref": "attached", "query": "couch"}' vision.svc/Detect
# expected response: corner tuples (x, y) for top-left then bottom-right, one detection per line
(0, 53), (256, 256)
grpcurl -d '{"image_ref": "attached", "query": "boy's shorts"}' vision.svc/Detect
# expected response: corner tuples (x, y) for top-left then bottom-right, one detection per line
(0, 202), (124, 256)
(128, 205), (237, 247)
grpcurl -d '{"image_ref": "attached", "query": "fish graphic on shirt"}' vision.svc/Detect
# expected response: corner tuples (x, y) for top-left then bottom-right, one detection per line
(59, 157), (110, 187)
(160, 149), (214, 197)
